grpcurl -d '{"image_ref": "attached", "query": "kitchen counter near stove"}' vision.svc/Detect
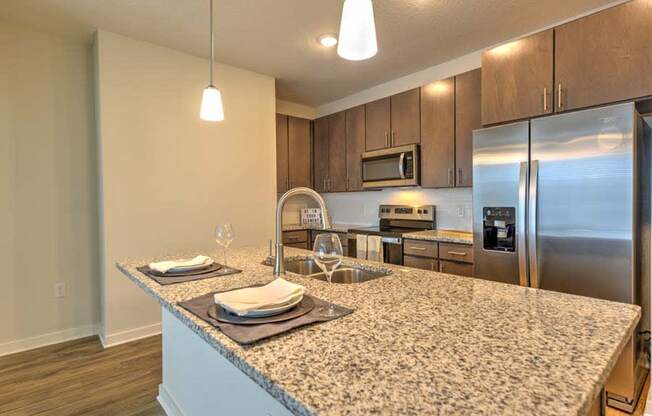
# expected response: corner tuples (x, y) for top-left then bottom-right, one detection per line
(282, 222), (368, 233)
(118, 245), (640, 416)
(403, 229), (473, 245)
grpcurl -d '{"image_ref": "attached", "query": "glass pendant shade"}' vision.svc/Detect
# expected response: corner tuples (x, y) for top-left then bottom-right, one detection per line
(337, 0), (378, 61)
(200, 85), (224, 122)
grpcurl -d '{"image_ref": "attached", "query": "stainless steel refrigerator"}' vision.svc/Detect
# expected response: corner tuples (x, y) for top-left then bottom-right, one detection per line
(472, 102), (651, 412)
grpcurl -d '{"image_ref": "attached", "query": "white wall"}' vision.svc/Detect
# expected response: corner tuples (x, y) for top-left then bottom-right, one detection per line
(0, 22), (100, 355)
(95, 30), (277, 346)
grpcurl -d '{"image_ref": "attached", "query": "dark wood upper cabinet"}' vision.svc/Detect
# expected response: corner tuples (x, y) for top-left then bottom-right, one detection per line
(365, 97), (391, 151)
(346, 105), (365, 191)
(275, 114), (289, 193)
(481, 29), (554, 125)
(328, 111), (347, 192)
(390, 88), (421, 146)
(313, 116), (329, 193)
(555, 0), (652, 112)
(455, 69), (481, 187)
(420, 79), (455, 188)
(287, 116), (312, 189)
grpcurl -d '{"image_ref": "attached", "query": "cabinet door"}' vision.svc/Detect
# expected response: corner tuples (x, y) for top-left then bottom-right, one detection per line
(420, 79), (455, 188)
(275, 114), (289, 193)
(365, 97), (391, 151)
(288, 116), (312, 189)
(481, 29), (554, 125)
(345, 105), (365, 191)
(313, 116), (329, 193)
(555, 0), (652, 112)
(439, 260), (473, 277)
(455, 69), (481, 187)
(390, 88), (420, 146)
(328, 111), (347, 192)
(403, 255), (438, 272)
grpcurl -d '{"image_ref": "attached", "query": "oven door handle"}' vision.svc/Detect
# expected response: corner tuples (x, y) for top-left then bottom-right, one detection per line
(398, 152), (406, 179)
(382, 236), (402, 244)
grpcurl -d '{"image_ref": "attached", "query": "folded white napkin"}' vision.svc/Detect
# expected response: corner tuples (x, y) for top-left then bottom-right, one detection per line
(148, 255), (213, 274)
(367, 235), (384, 262)
(214, 278), (305, 316)
(356, 234), (367, 260)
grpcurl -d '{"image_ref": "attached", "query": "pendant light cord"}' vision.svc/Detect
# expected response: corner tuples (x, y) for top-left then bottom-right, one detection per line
(209, 0), (214, 86)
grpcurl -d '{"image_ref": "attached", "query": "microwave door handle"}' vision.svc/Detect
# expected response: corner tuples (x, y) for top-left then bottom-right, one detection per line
(398, 152), (406, 179)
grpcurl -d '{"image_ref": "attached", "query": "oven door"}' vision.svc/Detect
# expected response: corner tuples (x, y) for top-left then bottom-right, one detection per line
(362, 144), (419, 188)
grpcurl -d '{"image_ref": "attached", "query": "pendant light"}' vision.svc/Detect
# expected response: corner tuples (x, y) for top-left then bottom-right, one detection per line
(200, 0), (224, 121)
(337, 0), (378, 61)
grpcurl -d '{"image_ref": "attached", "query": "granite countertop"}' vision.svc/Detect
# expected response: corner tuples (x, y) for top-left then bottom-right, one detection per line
(403, 229), (473, 245)
(117, 246), (639, 416)
(282, 222), (369, 233)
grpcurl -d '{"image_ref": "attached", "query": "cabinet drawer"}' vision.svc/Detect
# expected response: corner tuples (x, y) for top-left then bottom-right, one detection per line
(285, 241), (309, 250)
(283, 230), (308, 244)
(403, 255), (438, 272)
(439, 260), (473, 277)
(439, 243), (473, 264)
(403, 240), (438, 258)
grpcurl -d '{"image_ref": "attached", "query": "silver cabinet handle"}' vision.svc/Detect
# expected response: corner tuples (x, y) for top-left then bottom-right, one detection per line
(557, 83), (562, 110)
(528, 160), (540, 288)
(440, 262), (444, 272)
(409, 246), (427, 251)
(447, 168), (453, 186)
(457, 168), (463, 185)
(517, 161), (528, 286)
(391, 131), (396, 147)
(286, 178), (289, 190)
(431, 261), (435, 271)
(447, 251), (467, 256)
(543, 87), (548, 111)
(384, 131), (389, 147)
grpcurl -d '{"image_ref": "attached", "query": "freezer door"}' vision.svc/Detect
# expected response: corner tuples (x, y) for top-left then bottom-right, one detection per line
(529, 103), (635, 303)
(472, 121), (529, 285)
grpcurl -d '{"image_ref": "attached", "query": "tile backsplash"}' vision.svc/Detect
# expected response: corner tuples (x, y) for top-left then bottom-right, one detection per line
(282, 188), (473, 231)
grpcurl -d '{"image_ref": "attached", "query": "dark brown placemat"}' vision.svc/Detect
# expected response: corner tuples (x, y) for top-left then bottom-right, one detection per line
(137, 263), (241, 285)
(178, 288), (353, 345)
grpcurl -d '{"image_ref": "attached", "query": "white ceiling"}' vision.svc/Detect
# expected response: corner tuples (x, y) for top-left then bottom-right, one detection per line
(0, 0), (620, 106)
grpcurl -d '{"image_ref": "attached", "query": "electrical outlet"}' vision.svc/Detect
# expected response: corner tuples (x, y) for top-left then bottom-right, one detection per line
(457, 206), (465, 217)
(55, 283), (66, 298)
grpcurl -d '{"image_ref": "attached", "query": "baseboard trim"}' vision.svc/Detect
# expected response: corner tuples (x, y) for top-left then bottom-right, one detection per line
(158, 384), (184, 416)
(0, 324), (98, 357)
(100, 322), (161, 349)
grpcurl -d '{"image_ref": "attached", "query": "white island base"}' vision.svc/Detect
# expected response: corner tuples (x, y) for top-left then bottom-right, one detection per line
(156, 309), (294, 416)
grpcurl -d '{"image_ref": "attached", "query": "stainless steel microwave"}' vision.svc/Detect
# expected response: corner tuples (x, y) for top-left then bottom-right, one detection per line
(361, 144), (419, 188)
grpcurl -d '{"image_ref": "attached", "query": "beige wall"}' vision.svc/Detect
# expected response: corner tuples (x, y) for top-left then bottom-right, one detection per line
(95, 30), (277, 345)
(0, 22), (100, 353)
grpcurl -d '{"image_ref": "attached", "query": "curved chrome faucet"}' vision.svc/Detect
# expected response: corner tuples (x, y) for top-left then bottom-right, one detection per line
(274, 187), (331, 277)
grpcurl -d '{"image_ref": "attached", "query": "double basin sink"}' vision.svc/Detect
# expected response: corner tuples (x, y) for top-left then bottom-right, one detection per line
(264, 257), (390, 284)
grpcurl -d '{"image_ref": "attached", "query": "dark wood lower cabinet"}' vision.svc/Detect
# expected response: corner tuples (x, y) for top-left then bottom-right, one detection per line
(404, 255), (438, 272)
(439, 260), (473, 277)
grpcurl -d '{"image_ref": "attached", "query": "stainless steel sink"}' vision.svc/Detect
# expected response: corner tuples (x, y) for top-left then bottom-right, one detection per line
(265, 257), (390, 284)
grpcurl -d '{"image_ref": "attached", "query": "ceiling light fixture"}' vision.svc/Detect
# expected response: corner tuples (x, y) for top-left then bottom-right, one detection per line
(318, 34), (338, 48)
(337, 0), (378, 61)
(200, 0), (224, 122)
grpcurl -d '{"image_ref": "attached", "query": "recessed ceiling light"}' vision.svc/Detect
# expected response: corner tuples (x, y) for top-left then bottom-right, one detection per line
(318, 34), (338, 48)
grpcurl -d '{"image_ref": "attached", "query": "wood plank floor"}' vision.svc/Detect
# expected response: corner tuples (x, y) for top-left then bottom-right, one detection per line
(0, 335), (647, 415)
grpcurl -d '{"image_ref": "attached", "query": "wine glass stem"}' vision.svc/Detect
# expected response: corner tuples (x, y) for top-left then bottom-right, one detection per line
(326, 272), (334, 313)
(223, 247), (227, 266)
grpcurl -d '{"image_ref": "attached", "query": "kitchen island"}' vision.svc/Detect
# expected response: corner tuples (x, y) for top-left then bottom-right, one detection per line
(117, 245), (640, 416)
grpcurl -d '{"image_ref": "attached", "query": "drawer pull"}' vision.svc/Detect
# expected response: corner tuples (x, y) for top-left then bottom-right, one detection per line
(447, 251), (467, 256)
(409, 246), (427, 251)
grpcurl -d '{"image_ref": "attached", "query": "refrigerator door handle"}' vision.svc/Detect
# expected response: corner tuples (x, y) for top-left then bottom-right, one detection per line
(528, 160), (540, 288)
(518, 161), (529, 286)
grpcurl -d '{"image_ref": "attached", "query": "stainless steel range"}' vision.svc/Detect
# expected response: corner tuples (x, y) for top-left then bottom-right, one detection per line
(347, 205), (436, 265)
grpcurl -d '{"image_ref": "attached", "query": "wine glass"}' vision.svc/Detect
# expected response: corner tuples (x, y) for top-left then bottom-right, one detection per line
(215, 223), (235, 266)
(312, 233), (343, 318)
